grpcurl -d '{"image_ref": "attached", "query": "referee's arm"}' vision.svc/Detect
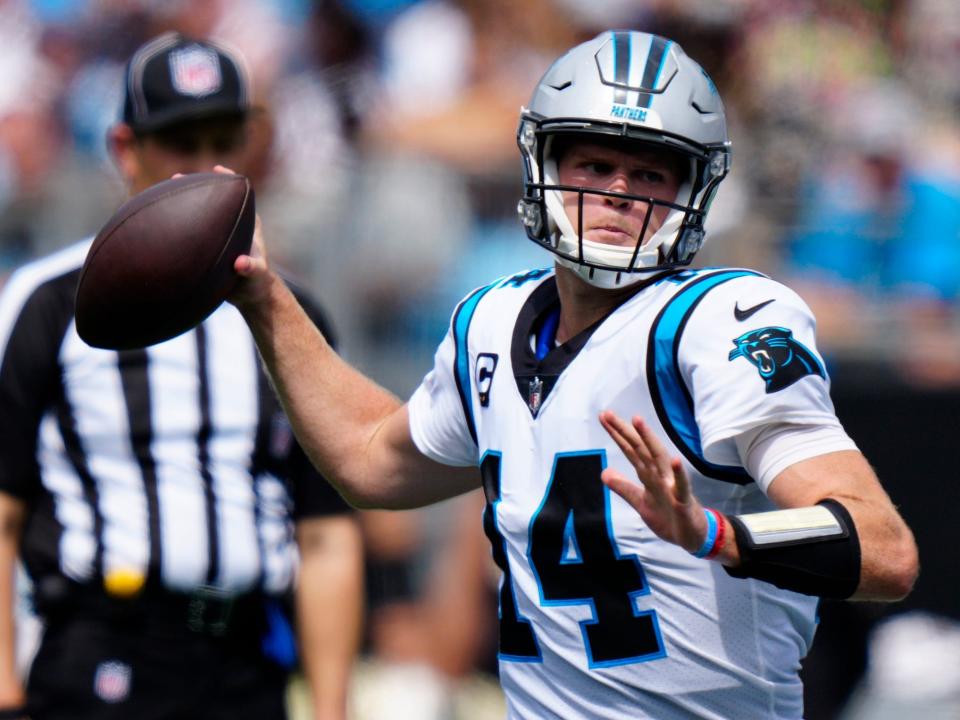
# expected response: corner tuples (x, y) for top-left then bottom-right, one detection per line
(295, 514), (363, 720)
(0, 492), (26, 714)
(0, 266), (68, 715)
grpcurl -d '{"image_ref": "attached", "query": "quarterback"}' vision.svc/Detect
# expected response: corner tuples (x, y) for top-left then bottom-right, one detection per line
(232, 32), (918, 719)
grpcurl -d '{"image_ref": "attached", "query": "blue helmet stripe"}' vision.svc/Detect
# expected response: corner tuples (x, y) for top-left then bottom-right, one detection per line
(637, 36), (670, 109)
(648, 270), (761, 484)
(612, 31), (630, 104)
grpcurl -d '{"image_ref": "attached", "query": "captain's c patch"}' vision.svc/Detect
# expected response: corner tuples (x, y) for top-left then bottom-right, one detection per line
(476, 353), (498, 407)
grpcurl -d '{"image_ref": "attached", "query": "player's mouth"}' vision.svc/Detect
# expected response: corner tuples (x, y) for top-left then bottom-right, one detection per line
(585, 225), (638, 245)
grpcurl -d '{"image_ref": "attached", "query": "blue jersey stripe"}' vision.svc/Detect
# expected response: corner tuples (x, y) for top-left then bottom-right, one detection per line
(648, 270), (760, 483)
(452, 282), (497, 444)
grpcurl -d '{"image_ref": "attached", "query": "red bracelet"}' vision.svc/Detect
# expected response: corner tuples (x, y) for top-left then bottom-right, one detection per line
(706, 510), (726, 559)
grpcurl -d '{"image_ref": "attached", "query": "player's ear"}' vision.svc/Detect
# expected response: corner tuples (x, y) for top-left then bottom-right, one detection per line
(107, 122), (141, 186)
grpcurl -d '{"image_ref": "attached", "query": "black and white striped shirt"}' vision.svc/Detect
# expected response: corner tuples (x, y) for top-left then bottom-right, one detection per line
(0, 239), (348, 599)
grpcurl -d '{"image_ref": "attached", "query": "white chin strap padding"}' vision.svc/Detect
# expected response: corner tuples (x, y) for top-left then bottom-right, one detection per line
(555, 232), (660, 273)
(543, 184), (679, 273)
(539, 149), (697, 288)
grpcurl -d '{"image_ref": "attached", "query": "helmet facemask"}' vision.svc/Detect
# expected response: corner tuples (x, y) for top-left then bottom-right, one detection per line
(516, 32), (731, 289)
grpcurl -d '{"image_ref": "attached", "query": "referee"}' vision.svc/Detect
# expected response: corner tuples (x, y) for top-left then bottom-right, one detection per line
(0, 34), (362, 720)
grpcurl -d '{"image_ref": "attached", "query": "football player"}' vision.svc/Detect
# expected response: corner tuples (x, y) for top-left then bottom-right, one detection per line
(232, 31), (917, 719)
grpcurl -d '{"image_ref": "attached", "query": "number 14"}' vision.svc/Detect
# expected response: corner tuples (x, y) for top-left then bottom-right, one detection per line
(481, 450), (667, 668)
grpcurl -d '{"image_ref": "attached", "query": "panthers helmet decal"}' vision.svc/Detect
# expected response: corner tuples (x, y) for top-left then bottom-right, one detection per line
(728, 327), (826, 393)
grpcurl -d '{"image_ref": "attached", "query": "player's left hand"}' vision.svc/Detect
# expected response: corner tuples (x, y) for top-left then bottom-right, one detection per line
(599, 410), (708, 554)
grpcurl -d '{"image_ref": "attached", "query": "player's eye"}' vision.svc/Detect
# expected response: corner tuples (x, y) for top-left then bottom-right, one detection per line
(633, 169), (666, 184)
(582, 161), (614, 175)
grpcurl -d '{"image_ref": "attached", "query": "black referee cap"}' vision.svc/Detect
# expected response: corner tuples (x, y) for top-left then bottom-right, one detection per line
(122, 32), (250, 133)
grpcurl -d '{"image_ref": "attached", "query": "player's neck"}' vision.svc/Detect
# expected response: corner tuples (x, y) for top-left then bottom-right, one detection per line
(554, 265), (644, 343)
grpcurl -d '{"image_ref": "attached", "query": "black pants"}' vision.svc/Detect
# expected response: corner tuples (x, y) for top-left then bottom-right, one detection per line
(25, 613), (288, 720)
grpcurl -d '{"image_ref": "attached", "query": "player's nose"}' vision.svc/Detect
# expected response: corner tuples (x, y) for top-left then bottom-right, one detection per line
(603, 173), (633, 209)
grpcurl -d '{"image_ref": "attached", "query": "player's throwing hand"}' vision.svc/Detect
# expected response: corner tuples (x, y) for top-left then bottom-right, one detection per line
(599, 410), (710, 555)
(214, 163), (274, 311)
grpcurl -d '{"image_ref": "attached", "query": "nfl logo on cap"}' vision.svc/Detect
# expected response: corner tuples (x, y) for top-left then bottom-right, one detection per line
(122, 32), (250, 132)
(169, 45), (223, 98)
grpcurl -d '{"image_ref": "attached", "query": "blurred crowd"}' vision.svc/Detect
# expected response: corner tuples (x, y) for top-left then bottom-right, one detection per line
(2, 0), (960, 389)
(2, 1), (960, 719)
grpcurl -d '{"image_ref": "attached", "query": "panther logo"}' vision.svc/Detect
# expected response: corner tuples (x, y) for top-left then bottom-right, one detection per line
(728, 326), (825, 393)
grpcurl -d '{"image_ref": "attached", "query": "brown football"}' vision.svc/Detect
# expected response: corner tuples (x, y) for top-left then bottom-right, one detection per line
(75, 172), (254, 350)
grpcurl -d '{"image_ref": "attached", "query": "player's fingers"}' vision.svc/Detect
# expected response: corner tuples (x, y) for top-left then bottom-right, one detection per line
(234, 253), (266, 276)
(233, 213), (270, 281)
(633, 417), (676, 481)
(604, 424), (657, 487)
(601, 468), (647, 513)
(599, 411), (640, 465)
(672, 458), (692, 504)
(600, 411), (654, 470)
(607, 429), (646, 473)
(249, 214), (267, 260)
(213, 164), (236, 175)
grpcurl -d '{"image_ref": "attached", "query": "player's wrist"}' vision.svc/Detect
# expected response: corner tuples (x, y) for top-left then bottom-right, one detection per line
(690, 509), (739, 565)
(690, 508), (721, 558)
(233, 268), (286, 318)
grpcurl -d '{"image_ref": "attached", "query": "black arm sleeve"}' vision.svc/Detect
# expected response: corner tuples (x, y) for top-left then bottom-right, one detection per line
(0, 271), (76, 499)
(724, 499), (861, 599)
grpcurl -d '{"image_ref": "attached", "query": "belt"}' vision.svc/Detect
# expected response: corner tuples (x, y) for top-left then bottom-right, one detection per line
(34, 577), (270, 639)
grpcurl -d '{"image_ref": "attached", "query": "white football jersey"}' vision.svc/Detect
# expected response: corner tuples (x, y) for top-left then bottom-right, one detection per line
(409, 267), (849, 719)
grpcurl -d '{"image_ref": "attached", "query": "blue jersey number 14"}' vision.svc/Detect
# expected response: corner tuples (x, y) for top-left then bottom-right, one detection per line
(481, 450), (666, 668)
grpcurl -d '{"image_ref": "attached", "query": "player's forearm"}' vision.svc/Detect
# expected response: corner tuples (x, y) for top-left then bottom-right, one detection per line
(239, 273), (404, 504)
(830, 494), (918, 601)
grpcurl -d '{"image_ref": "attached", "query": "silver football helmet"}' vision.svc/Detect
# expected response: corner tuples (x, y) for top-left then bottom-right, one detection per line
(517, 31), (731, 288)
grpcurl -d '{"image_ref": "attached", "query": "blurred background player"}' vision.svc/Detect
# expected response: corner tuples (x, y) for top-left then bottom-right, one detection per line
(0, 33), (362, 720)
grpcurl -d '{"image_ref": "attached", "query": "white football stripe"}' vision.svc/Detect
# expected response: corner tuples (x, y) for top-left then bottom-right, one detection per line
(205, 306), (260, 591)
(60, 325), (150, 583)
(150, 330), (209, 590)
(256, 473), (295, 595)
(37, 413), (97, 582)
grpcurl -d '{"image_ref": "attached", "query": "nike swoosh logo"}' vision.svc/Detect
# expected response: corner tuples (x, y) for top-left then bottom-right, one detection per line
(734, 298), (775, 321)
